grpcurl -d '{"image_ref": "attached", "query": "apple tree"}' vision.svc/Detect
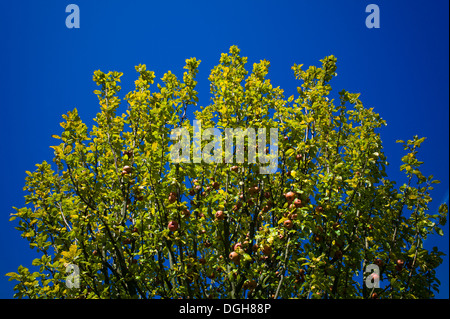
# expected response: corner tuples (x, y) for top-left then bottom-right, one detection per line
(7, 46), (447, 299)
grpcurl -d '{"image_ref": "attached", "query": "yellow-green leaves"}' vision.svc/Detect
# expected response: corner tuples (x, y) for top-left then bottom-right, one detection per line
(8, 46), (445, 300)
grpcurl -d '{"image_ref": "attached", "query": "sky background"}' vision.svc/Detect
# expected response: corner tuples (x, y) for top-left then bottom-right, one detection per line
(0, 0), (448, 298)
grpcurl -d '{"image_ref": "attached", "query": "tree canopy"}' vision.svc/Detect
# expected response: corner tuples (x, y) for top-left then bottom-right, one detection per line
(7, 46), (447, 299)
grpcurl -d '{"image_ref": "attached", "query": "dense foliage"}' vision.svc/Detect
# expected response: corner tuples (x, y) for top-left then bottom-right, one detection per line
(7, 46), (447, 299)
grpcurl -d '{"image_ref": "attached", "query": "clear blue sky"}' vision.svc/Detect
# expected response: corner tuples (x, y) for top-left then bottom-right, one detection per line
(0, 0), (448, 298)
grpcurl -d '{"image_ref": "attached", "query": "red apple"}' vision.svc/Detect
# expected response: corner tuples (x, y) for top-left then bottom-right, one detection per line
(168, 192), (177, 203)
(168, 220), (179, 232)
(215, 210), (225, 220)
(285, 191), (296, 203)
(229, 251), (240, 264)
(182, 209), (190, 218)
(293, 198), (303, 208)
(374, 258), (384, 268)
(370, 273), (380, 282)
(284, 219), (293, 229)
(122, 165), (132, 174)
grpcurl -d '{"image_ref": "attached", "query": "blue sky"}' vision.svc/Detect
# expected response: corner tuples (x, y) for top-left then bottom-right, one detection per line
(0, 0), (448, 298)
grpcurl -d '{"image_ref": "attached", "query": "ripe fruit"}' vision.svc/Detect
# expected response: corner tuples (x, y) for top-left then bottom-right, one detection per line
(231, 166), (239, 172)
(293, 198), (303, 208)
(395, 259), (404, 272)
(123, 150), (133, 158)
(168, 192), (177, 203)
(92, 249), (99, 256)
(285, 191), (296, 203)
(374, 258), (384, 268)
(215, 210), (225, 220)
(296, 154), (302, 161)
(212, 181), (220, 190)
(233, 243), (242, 251)
(182, 209), (190, 218)
(370, 273), (380, 283)
(284, 219), (293, 229)
(229, 251), (240, 264)
(315, 206), (324, 214)
(371, 292), (378, 299)
(168, 220), (179, 232)
(122, 165), (132, 174)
